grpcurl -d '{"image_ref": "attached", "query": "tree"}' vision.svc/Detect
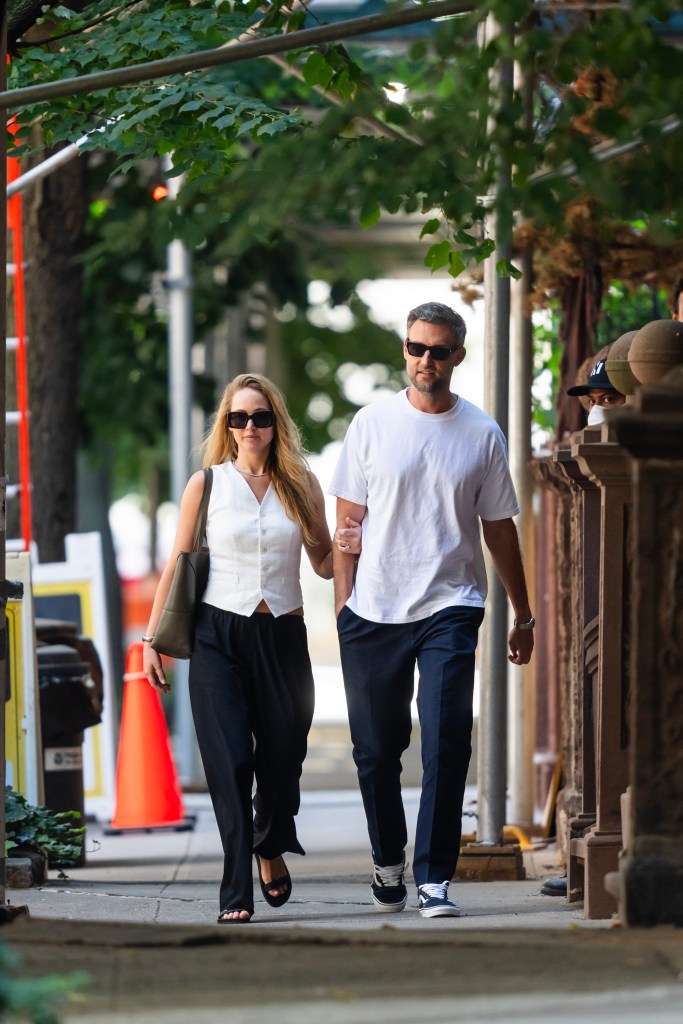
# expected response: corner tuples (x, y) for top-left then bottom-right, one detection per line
(78, 155), (406, 464)
(8, 1), (683, 263)
(5, 0), (683, 551)
(22, 134), (87, 561)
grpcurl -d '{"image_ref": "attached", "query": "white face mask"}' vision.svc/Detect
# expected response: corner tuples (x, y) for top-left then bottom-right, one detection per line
(587, 405), (606, 425)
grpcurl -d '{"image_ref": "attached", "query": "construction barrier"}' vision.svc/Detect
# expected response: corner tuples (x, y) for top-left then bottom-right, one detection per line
(107, 643), (193, 833)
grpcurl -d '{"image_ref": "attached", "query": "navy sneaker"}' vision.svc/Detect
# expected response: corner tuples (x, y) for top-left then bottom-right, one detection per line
(371, 857), (408, 912)
(417, 882), (461, 918)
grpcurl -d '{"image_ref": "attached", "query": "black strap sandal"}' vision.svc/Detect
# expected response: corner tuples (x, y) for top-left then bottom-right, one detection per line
(217, 909), (252, 924)
(256, 855), (292, 908)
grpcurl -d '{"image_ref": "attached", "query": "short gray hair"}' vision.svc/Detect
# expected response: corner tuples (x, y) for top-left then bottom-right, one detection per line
(406, 302), (466, 348)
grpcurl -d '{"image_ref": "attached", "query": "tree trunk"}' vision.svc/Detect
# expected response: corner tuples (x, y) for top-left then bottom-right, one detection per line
(23, 136), (87, 562)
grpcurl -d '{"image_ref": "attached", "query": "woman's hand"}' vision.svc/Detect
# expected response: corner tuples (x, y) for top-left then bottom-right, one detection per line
(335, 517), (362, 555)
(143, 643), (171, 693)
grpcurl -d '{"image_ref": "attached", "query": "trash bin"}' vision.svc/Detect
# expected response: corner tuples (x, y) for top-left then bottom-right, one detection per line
(35, 618), (104, 720)
(38, 643), (102, 866)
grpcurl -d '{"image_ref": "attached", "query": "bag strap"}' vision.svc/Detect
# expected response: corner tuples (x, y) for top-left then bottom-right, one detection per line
(191, 468), (213, 551)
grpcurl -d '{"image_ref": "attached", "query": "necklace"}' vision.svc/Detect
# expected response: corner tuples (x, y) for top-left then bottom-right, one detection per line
(233, 463), (269, 478)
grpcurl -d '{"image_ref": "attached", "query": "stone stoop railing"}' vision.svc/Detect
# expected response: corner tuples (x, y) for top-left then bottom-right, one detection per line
(531, 321), (683, 925)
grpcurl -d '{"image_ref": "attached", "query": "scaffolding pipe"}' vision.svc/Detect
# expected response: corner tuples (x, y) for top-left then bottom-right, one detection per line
(1, 7), (9, 911)
(507, 248), (535, 828)
(477, 14), (514, 846)
(506, 62), (535, 829)
(0, 1), (476, 110)
(164, 166), (197, 785)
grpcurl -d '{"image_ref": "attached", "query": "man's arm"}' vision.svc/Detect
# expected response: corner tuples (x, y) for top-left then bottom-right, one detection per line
(481, 517), (534, 666)
(333, 498), (366, 617)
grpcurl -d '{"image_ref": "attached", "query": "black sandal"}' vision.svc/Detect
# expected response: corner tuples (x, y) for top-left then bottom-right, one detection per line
(217, 909), (252, 924)
(256, 855), (292, 908)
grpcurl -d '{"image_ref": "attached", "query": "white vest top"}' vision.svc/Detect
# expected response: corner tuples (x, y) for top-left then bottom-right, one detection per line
(202, 462), (304, 618)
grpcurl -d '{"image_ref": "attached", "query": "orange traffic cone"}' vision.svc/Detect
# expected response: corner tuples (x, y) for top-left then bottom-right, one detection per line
(107, 643), (193, 833)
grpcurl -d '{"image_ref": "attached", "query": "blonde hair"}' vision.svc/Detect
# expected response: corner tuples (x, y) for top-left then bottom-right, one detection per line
(202, 373), (318, 545)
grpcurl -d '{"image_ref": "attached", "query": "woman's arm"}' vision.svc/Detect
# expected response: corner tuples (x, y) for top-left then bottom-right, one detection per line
(142, 470), (206, 691)
(303, 474), (335, 580)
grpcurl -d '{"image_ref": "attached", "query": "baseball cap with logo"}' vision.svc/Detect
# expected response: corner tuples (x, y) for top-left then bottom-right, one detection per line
(567, 357), (617, 396)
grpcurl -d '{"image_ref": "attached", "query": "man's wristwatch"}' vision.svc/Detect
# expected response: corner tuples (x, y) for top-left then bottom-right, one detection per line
(514, 616), (535, 631)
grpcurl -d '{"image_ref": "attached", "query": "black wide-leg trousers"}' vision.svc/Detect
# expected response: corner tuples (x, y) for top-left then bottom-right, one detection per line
(189, 603), (315, 914)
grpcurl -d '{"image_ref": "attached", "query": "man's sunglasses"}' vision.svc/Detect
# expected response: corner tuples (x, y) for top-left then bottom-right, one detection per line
(405, 340), (458, 361)
(227, 410), (275, 429)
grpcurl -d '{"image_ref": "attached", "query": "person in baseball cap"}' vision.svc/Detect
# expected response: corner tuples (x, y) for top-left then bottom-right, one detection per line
(567, 351), (625, 425)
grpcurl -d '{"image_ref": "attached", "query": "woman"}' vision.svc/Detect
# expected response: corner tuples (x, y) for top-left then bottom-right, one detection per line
(143, 373), (358, 923)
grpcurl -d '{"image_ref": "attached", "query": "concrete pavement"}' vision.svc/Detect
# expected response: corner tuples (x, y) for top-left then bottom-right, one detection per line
(5, 789), (683, 1022)
(8, 788), (573, 929)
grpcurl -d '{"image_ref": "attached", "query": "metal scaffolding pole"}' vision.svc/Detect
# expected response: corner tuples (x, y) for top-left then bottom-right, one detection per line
(165, 169), (196, 785)
(477, 14), (514, 846)
(478, 235), (512, 845)
(507, 60), (536, 829)
(0, 1), (476, 111)
(508, 247), (535, 829)
(1, 10), (7, 911)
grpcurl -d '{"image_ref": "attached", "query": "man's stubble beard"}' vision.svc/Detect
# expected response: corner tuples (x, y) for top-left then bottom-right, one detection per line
(408, 372), (450, 396)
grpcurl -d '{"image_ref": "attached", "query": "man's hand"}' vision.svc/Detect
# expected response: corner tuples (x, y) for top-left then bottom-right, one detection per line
(508, 625), (534, 665)
(481, 517), (535, 667)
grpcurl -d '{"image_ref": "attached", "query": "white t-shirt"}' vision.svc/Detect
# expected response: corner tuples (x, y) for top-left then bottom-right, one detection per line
(328, 389), (519, 624)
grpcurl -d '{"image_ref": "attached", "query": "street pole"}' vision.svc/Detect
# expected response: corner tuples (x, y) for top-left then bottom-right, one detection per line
(508, 246), (535, 829)
(507, 62), (536, 829)
(477, 14), (514, 846)
(478, 230), (512, 845)
(165, 167), (197, 785)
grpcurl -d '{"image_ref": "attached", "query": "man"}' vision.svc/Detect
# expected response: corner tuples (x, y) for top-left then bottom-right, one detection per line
(671, 278), (683, 320)
(330, 301), (534, 920)
(566, 350), (626, 425)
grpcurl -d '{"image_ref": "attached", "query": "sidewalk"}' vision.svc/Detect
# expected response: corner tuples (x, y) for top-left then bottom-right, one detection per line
(5, 790), (683, 1022)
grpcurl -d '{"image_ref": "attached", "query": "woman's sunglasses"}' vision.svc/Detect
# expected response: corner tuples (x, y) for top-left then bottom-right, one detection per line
(227, 411), (275, 429)
(405, 340), (457, 361)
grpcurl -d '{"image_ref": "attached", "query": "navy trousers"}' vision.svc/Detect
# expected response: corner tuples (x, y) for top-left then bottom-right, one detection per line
(337, 604), (484, 886)
(189, 604), (314, 914)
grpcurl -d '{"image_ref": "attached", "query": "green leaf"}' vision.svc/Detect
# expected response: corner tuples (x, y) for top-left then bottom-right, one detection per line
(303, 52), (334, 91)
(424, 240), (452, 272)
(476, 238), (497, 263)
(448, 251), (467, 277)
(496, 258), (523, 280)
(359, 202), (381, 229)
(419, 218), (441, 239)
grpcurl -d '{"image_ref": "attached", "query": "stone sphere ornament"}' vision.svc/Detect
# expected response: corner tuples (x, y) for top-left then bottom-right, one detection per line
(628, 319), (683, 384)
(606, 331), (639, 395)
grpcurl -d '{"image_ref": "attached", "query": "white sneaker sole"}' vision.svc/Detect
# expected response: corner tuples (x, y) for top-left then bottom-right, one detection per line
(371, 893), (408, 913)
(419, 904), (461, 918)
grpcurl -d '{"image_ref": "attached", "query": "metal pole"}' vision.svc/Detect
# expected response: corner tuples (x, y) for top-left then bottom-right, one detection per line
(508, 246), (535, 828)
(507, 58), (536, 829)
(1, 8), (8, 910)
(0, 1), (476, 110)
(477, 15), (513, 846)
(6, 138), (85, 198)
(479, 243), (512, 844)
(165, 168), (196, 785)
